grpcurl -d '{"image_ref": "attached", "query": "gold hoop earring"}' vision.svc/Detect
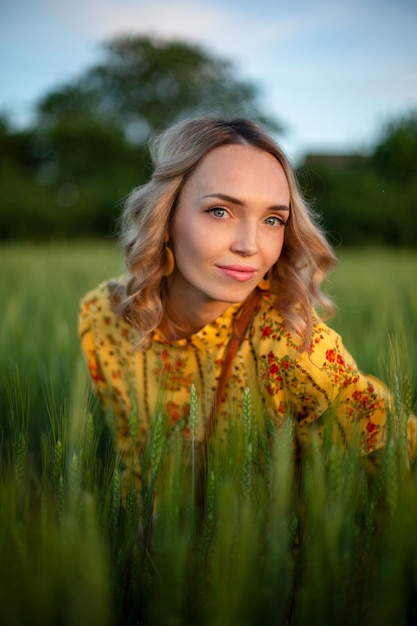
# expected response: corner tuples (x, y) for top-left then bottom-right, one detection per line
(258, 273), (270, 291)
(163, 233), (175, 276)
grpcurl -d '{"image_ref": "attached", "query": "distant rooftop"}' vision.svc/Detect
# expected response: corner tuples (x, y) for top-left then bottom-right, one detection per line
(302, 153), (369, 169)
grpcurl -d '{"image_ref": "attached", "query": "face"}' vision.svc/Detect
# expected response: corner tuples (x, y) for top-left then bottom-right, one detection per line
(168, 143), (291, 312)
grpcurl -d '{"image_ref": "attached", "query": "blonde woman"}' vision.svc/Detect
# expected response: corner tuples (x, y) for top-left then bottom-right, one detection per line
(79, 116), (416, 485)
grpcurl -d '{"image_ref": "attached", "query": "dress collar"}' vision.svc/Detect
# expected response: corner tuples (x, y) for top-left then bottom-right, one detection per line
(152, 301), (244, 348)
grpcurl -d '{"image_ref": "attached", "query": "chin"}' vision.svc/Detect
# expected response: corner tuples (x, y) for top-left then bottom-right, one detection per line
(209, 285), (256, 304)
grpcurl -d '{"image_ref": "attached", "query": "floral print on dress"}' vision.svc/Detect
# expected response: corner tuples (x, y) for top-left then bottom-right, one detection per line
(79, 281), (397, 474)
(156, 350), (193, 392)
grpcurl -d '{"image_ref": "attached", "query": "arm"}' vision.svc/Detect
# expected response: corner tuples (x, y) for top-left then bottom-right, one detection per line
(256, 313), (417, 464)
(78, 286), (142, 489)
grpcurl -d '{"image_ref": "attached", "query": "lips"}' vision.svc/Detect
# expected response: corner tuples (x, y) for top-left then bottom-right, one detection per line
(217, 265), (257, 282)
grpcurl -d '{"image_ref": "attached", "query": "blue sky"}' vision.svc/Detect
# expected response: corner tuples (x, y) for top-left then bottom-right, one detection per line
(1, 0), (416, 162)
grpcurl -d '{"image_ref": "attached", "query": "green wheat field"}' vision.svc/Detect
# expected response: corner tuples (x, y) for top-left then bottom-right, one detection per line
(1, 242), (417, 626)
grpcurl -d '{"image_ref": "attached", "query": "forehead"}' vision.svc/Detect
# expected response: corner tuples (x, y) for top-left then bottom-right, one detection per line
(182, 143), (290, 199)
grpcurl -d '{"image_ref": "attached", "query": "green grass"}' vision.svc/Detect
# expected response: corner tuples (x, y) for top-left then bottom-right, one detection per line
(1, 242), (417, 626)
(328, 247), (417, 378)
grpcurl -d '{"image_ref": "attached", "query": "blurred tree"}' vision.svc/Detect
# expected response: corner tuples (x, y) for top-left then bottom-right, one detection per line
(0, 35), (280, 240)
(2, 33), (416, 245)
(298, 109), (417, 247)
(31, 110), (145, 237)
(372, 109), (417, 183)
(369, 109), (417, 246)
(0, 115), (53, 240)
(37, 35), (281, 142)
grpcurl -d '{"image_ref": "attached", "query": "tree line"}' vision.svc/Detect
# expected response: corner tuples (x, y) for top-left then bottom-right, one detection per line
(300, 112), (417, 247)
(1, 34), (416, 246)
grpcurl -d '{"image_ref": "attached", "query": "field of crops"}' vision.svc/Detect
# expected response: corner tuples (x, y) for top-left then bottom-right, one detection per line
(1, 242), (417, 626)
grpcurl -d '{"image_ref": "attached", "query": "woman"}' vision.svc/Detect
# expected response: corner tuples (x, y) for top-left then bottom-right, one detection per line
(79, 116), (416, 486)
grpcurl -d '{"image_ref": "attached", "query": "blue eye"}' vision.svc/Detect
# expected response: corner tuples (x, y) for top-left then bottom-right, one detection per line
(265, 216), (285, 227)
(208, 207), (227, 218)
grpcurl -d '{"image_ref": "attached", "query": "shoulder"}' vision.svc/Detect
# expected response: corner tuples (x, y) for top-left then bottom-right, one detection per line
(79, 279), (112, 322)
(78, 277), (127, 337)
(253, 292), (344, 356)
(252, 293), (303, 349)
(80, 279), (111, 308)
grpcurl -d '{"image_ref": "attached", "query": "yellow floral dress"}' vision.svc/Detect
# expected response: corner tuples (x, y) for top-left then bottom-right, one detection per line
(78, 279), (414, 482)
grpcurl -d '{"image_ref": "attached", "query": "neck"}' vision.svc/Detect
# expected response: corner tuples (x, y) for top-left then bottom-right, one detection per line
(160, 287), (231, 340)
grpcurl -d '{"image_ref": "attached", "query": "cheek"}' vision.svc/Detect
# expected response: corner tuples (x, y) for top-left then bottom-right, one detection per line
(172, 218), (222, 263)
(172, 222), (205, 266)
(263, 232), (285, 267)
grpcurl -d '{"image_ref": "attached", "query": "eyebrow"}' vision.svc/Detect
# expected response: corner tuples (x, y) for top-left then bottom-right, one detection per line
(202, 192), (290, 212)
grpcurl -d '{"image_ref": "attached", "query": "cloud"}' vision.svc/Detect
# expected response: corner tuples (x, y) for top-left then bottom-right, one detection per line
(14, 0), (349, 64)
(62, 0), (228, 43)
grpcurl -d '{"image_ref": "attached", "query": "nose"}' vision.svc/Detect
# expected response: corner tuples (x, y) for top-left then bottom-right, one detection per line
(230, 221), (259, 256)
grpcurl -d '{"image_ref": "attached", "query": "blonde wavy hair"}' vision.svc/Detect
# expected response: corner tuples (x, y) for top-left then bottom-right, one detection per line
(112, 116), (337, 350)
